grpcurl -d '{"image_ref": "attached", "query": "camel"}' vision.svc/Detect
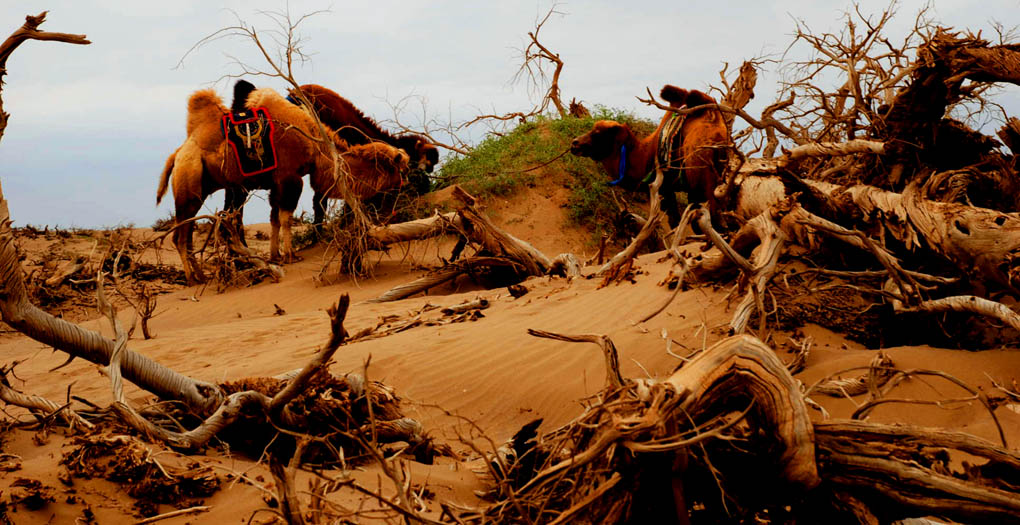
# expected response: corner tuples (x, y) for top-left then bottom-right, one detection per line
(156, 86), (408, 284)
(289, 84), (439, 224)
(570, 85), (731, 228)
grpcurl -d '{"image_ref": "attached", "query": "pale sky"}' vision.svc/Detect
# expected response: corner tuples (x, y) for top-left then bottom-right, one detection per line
(0, 1), (1017, 227)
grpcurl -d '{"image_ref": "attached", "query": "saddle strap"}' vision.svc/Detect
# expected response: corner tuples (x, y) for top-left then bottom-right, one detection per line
(656, 107), (687, 173)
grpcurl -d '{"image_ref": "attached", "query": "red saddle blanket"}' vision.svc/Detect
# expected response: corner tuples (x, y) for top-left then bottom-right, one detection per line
(222, 107), (278, 176)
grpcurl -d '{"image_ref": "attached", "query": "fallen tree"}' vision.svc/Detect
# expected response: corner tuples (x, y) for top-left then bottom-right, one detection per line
(0, 15), (445, 514)
(370, 185), (581, 302)
(476, 333), (1020, 524)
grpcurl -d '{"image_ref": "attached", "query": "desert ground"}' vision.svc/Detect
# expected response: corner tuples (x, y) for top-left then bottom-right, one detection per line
(4, 7), (1020, 524)
(1, 171), (1019, 523)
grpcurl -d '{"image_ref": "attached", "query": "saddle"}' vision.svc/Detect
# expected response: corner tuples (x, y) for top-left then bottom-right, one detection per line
(654, 108), (688, 190)
(222, 107), (277, 176)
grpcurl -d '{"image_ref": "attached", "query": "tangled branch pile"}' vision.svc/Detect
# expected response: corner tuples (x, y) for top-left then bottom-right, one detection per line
(476, 334), (1020, 524)
(643, 8), (1020, 349)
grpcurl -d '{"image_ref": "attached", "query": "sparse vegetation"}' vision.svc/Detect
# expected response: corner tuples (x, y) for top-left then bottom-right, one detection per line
(435, 107), (656, 236)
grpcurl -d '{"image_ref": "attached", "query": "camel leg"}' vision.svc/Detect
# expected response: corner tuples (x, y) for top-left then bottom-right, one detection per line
(223, 186), (248, 246)
(272, 178), (304, 263)
(269, 205), (281, 263)
(659, 180), (683, 229)
(313, 190), (328, 239)
(279, 208), (296, 262)
(174, 200), (205, 284)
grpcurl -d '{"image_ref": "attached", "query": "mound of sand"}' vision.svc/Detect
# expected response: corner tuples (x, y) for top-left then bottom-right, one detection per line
(1, 176), (1018, 523)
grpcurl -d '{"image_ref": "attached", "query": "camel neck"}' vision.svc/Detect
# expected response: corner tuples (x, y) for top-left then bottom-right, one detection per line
(608, 143), (627, 186)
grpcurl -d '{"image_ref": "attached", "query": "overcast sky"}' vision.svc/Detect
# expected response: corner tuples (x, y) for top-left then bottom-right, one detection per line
(0, 1), (1017, 228)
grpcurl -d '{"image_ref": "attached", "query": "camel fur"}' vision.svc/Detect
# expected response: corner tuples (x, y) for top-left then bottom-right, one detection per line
(156, 87), (407, 284)
(569, 85), (731, 227)
(292, 84), (439, 224)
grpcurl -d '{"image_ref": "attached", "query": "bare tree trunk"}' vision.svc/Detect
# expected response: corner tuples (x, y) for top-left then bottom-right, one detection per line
(366, 212), (462, 247)
(0, 12), (90, 142)
(451, 185), (551, 274)
(730, 164), (1020, 293)
(0, 188), (224, 413)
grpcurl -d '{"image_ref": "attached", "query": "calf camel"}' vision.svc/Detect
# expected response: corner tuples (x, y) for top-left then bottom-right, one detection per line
(156, 86), (407, 284)
(290, 84), (439, 224)
(570, 85), (731, 228)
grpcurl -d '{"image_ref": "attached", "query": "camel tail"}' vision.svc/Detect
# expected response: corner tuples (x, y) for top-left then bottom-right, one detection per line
(157, 149), (176, 205)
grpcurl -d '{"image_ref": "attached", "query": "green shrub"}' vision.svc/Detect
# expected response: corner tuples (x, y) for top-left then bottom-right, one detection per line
(435, 107), (656, 236)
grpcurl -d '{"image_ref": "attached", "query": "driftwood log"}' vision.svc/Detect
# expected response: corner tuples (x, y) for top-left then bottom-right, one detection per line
(480, 333), (1020, 523)
(0, 13), (435, 464)
(371, 185), (564, 302)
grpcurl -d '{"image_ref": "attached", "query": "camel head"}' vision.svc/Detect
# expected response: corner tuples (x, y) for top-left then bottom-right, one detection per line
(396, 134), (440, 173)
(343, 142), (411, 199)
(417, 141), (440, 173)
(570, 120), (629, 161)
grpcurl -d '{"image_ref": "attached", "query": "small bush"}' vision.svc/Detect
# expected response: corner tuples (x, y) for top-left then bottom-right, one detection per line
(152, 212), (175, 232)
(435, 107), (655, 238)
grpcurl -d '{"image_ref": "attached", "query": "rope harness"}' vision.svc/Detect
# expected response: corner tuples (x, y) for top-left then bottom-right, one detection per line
(608, 143), (628, 186)
(651, 107), (688, 187)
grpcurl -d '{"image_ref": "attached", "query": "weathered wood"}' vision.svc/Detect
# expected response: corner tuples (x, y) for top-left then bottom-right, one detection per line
(996, 117), (1020, 155)
(369, 256), (523, 303)
(816, 420), (1020, 523)
(366, 212), (462, 247)
(729, 170), (1020, 293)
(721, 61), (758, 133)
(548, 253), (582, 278)
(451, 185), (551, 275)
(441, 297), (489, 315)
(0, 182), (224, 414)
(727, 212), (787, 334)
(663, 334), (819, 488)
(43, 257), (84, 287)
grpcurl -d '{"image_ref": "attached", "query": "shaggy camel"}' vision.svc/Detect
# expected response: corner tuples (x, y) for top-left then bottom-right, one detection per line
(290, 84), (439, 224)
(570, 85), (730, 228)
(156, 86), (408, 284)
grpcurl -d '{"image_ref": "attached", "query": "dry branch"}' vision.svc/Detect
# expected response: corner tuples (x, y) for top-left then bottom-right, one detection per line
(597, 169), (666, 283)
(0, 182), (224, 414)
(0, 12), (90, 142)
(452, 185), (551, 275)
(527, 329), (625, 390)
(366, 212), (462, 248)
(370, 256), (523, 303)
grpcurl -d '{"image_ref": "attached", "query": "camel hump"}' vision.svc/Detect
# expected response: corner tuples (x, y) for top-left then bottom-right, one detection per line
(660, 85), (689, 106)
(188, 89), (224, 113)
(685, 89), (717, 107)
(232, 79), (256, 113)
(661, 85), (718, 107)
(245, 87), (286, 110)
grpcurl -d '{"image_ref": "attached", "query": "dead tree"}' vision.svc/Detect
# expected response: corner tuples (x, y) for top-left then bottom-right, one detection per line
(511, 4), (568, 118)
(0, 11), (438, 468)
(459, 3), (572, 134)
(371, 186), (557, 301)
(477, 333), (1020, 523)
(0, 12), (89, 142)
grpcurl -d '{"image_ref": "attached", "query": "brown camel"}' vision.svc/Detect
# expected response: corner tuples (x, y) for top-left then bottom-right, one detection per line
(289, 84), (439, 224)
(570, 85), (731, 228)
(156, 86), (407, 284)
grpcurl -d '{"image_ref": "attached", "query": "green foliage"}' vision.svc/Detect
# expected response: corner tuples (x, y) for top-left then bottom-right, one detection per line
(435, 107), (656, 235)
